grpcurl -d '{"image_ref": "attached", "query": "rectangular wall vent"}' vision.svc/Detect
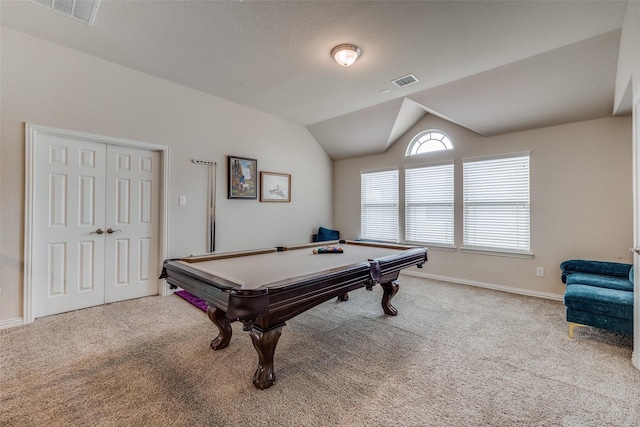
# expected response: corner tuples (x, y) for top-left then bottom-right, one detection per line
(392, 74), (419, 88)
(33, 0), (101, 25)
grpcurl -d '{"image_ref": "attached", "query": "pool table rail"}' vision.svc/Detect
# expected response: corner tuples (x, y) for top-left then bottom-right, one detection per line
(259, 261), (374, 323)
(160, 260), (270, 319)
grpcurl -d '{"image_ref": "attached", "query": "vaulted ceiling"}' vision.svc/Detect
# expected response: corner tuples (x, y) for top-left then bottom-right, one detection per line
(1, 1), (630, 159)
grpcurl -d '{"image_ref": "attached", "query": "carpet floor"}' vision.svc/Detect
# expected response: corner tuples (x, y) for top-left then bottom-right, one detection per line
(1, 276), (638, 426)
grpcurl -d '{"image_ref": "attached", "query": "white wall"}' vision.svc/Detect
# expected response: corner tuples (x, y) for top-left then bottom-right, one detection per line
(615, 1), (639, 107)
(334, 114), (632, 298)
(0, 28), (333, 322)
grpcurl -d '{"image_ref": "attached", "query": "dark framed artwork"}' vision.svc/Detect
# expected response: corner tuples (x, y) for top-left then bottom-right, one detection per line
(260, 172), (291, 202)
(227, 155), (257, 199)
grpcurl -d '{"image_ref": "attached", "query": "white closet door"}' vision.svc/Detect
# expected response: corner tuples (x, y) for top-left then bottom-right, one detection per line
(33, 135), (107, 317)
(32, 133), (160, 318)
(104, 145), (160, 303)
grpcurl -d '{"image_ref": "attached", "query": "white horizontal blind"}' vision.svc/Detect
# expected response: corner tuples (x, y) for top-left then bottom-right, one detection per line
(405, 163), (454, 245)
(463, 155), (530, 252)
(361, 170), (398, 242)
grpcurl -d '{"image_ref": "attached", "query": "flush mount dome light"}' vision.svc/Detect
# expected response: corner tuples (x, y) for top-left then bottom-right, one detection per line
(331, 44), (361, 67)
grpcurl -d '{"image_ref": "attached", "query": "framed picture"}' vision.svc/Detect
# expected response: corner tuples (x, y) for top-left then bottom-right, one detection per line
(227, 155), (257, 199)
(260, 172), (291, 202)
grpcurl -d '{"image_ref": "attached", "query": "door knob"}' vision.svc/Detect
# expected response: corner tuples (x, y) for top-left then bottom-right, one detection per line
(630, 247), (640, 254)
(106, 228), (122, 234)
(90, 228), (104, 235)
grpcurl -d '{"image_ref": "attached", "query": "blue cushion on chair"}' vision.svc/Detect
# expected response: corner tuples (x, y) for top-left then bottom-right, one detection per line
(316, 227), (339, 242)
(565, 273), (633, 292)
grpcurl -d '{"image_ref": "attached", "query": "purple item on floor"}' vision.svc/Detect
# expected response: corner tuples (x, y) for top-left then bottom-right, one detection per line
(175, 290), (208, 312)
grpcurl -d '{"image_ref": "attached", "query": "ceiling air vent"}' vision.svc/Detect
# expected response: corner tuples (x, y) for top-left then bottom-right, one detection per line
(32, 0), (101, 25)
(392, 74), (419, 88)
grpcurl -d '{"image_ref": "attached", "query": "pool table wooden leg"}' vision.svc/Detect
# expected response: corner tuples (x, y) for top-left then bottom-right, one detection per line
(207, 306), (232, 350)
(249, 324), (284, 390)
(380, 280), (399, 316)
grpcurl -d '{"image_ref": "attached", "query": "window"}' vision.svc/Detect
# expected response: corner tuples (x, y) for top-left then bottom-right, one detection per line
(406, 130), (453, 156)
(463, 154), (530, 254)
(361, 170), (398, 242)
(405, 163), (454, 246)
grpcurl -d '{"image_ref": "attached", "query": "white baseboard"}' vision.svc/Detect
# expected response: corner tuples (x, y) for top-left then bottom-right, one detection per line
(0, 317), (25, 330)
(401, 270), (564, 301)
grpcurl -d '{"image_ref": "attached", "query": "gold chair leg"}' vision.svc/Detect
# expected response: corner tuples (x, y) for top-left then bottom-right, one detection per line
(568, 322), (585, 338)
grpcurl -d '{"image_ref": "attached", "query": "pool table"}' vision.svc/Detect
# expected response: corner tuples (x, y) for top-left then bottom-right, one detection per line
(160, 240), (428, 389)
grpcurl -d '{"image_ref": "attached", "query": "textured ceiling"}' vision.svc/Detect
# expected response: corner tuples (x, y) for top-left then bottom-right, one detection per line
(1, 1), (630, 159)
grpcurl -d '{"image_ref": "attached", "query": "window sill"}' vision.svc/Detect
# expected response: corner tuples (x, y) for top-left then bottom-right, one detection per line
(403, 242), (456, 252)
(460, 246), (533, 259)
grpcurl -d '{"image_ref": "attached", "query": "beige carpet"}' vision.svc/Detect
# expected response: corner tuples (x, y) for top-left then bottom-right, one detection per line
(1, 276), (638, 426)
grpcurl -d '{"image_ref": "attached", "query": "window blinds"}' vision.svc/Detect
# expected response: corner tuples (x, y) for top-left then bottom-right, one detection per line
(405, 163), (454, 246)
(361, 170), (398, 242)
(463, 154), (530, 252)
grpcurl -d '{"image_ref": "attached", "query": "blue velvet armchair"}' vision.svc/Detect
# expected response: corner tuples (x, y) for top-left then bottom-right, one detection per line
(312, 226), (340, 242)
(560, 259), (634, 337)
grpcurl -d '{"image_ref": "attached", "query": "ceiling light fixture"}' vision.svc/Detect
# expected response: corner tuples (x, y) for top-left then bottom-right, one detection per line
(331, 44), (361, 67)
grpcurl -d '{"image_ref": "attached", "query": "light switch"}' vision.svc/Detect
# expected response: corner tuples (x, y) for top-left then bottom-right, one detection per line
(179, 196), (187, 206)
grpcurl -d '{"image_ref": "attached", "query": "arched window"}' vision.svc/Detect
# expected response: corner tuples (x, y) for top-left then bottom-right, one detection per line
(406, 130), (453, 156)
